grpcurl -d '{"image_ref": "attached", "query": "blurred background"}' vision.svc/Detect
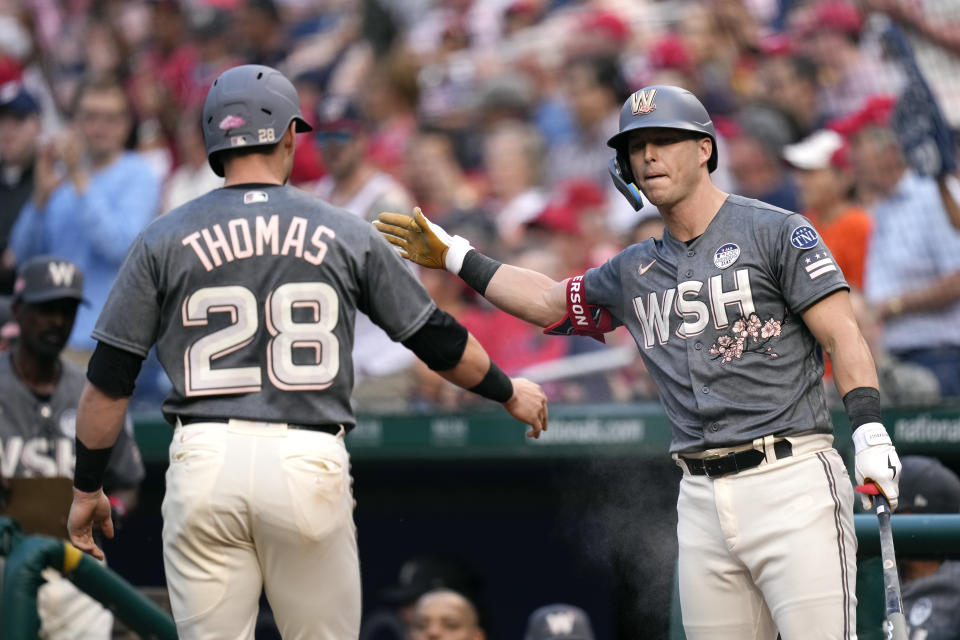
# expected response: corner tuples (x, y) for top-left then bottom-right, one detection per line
(1, 0), (960, 638)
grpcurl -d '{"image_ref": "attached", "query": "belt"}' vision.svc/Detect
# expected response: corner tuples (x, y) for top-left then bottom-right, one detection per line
(179, 416), (341, 436)
(680, 440), (793, 478)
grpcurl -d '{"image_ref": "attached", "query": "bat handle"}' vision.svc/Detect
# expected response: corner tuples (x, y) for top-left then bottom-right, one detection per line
(886, 613), (909, 640)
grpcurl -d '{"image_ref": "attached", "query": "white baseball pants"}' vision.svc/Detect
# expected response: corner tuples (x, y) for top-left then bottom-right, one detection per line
(162, 419), (360, 639)
(675, 433), (859, 640)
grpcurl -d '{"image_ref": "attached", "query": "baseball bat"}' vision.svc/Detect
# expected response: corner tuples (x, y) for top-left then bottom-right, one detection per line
(856, 484), (908, 640)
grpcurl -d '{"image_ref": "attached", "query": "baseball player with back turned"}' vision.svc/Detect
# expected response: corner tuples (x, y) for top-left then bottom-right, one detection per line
(377, 85), (902, 639)
(65, 64), (548, 640)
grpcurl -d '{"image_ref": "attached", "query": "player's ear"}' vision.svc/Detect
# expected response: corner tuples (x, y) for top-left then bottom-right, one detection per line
(281, 122), (297, 153)
(699, 137), (713, 170)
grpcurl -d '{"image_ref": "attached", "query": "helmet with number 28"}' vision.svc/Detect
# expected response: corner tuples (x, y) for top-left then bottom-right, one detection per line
(202, 64), (313, 177)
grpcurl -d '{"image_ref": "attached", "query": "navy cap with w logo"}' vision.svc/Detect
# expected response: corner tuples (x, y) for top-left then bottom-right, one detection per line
(13, 256), (86, 304)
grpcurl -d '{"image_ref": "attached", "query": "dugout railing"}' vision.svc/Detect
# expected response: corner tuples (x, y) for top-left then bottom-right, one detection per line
(0, 516), (177, 639)
(2, 513), (959, 638)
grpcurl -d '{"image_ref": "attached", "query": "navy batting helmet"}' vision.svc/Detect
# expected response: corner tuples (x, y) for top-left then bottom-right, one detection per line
(606, 85), (717, 210)
(202, 64), (313, 177)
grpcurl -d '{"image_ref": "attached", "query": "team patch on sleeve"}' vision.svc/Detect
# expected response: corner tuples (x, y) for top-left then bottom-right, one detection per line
(790, 225), (820, 249)
(802, 252), (837, 279)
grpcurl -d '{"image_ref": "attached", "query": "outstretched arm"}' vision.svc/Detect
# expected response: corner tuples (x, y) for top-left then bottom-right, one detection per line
(400, 308), (548, 437)
(375, 208), (566, 326)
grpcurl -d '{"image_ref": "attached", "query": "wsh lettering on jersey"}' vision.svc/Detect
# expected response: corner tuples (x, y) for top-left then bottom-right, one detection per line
(0, 436), (74, 477)
(633, 268), (759, 348)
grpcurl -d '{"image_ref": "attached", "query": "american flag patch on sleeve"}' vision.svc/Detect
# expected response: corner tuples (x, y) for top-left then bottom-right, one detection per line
(804, 253), (837, 279)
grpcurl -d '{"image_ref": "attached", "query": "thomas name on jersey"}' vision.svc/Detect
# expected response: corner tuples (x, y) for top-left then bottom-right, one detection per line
(632, 267), (757, 349)
(182, 214), (337, 272)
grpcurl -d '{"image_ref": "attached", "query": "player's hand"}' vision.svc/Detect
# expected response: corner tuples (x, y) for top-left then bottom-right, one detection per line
(504, 377), (548, 439)
(374, 207), (473, 273)
(853, 423), (901, 511)
(68, 487), (114, 561)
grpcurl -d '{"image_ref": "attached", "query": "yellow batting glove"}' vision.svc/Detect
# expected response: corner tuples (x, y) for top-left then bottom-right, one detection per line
(374, 207), (473, 273)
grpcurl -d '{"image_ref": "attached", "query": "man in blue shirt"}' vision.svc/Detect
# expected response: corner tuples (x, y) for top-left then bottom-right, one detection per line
(851, 122), (960, 398)
(9, 77), (160, 362)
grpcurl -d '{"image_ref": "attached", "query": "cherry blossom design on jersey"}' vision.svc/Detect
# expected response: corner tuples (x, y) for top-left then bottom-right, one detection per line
(709, 313), (783, 363)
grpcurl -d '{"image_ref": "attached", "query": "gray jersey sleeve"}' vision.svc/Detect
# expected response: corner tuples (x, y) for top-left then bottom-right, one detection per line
(92, 234), (160, 357)
(358, 226), (435, 342)
(582, 250), (629, 325)
(768, 213), (849, 313)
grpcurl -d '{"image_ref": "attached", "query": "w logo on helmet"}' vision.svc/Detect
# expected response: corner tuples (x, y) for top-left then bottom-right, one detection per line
(630, 89), (657, 115)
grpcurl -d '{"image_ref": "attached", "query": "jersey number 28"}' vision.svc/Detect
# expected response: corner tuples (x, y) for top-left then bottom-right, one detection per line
(182, 282), (339, 396)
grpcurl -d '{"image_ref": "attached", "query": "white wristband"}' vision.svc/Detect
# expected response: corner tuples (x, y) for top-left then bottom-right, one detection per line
(444, 235), (472, 274)
(852, 422), (891, 453)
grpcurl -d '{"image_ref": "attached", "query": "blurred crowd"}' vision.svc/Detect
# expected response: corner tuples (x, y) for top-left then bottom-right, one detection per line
(1, 0), (960, 412)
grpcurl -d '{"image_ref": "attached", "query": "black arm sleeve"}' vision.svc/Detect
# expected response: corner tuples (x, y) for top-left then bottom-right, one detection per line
(401, 308), (469, 371)
(87, 341), (145, 397)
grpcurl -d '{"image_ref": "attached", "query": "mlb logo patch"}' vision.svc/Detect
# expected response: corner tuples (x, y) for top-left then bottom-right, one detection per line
(231, 135), (247, 147)
(714, 243), (740, 269)
(243, 191), (268, 205)
(790, 225), (819, 249)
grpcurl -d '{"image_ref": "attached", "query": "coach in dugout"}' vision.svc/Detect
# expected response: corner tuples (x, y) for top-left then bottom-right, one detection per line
(897, 456), (960, 640)
(0, 255), (144, 639)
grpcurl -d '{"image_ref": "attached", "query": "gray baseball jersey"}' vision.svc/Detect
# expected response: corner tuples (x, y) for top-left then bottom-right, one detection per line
(92, 184), (435, 428)
(584, 195), (848, 453)
(902, 560), (960, 640)
(0, 355), (144, 485)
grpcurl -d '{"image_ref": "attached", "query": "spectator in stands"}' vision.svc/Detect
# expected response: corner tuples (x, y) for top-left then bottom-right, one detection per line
(403, 129), (482, 223)
(312, 97), (412, 221)
(238, 0), (288, 69)
(793, 0), (903, 122)
(783, 129), (870, 288)
(482, 120), (548, 248)
(547, 55), (632, 233)
(408, 589), (486, 640)
(310, 96), (417, 410)
(161, 111), (222, 214)
(756, 54), (824, 142)
(848, 105), (960, 397)
(727, 111), (800, 212)
(896, 456), (960, 639)
(362, 46), (421, 181)
(0, 255), (144, 639)
(0, 82), (42, 294)
(524, 603), (596, 640)
(9, 77), (161, 363)
(863, 0), (960, 131)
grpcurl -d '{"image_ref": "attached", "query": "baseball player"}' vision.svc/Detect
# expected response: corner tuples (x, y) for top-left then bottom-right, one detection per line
(1, 255), (144, 639)
(65, 64), (547, 640)
(376, 85), (902, 639)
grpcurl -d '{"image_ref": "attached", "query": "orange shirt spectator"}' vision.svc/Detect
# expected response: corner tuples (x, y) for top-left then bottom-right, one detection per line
(783, 129), (871, 289)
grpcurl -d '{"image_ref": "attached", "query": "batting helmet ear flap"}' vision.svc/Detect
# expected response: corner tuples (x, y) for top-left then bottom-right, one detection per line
(608, 156), (644, 211)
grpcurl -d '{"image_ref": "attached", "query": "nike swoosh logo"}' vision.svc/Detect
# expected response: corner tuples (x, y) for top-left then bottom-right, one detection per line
(638, 259), (657, 276)
(180, 431), (204, 443)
